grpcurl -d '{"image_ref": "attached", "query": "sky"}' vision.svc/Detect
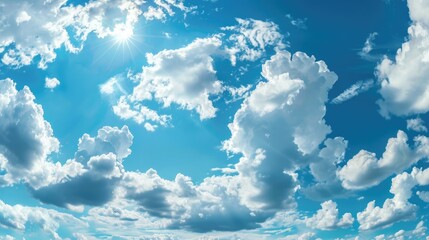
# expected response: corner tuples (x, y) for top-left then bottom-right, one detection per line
(1, 0), (429, 239)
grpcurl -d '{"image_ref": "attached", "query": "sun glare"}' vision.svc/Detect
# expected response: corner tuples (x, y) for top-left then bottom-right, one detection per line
(112, 24), (134, 44)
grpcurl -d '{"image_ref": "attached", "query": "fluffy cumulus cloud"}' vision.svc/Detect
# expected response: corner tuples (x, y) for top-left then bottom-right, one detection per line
(358, 167), (429, 231)
(0, 78), (59, 187)
(0, 0), (191, 69)
(303, 137), (349, 200)
(32, 126), (133, 209)
(45, 77), (60, 90)
(337, 130), (429, 190)
(104, 18), (288, 130)
(377, 0), (429, 117)
(128, 36), (223, 120)
(88, 48), (340, 233)
(223, 50), (337, 210)
(305, 200), (354, 230)
(120, 171), (269, 233)
(0, 200), (84, 239)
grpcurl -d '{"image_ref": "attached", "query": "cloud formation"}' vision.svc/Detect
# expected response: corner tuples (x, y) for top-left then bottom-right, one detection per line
(358, 167), (429, 231)
(305, 200), (354, 230)
(338, 130), (429, 190)
(0, 78), (59, 187)
(0, 200), (84, 239)
(0, 0), (191, 69)
(377, 0), (429, 117)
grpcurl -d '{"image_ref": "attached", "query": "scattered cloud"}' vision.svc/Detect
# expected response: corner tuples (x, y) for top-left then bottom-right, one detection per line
(358, 167), (429, 230)
(222, 18), (285, 65)
(45, 77), (60, 90)
(407, 118), (428, 133)
(286, 14), (307, 29)
(337, 130), (429, 190)
(359, 32), (378, 60)
(305, 200), (354, 230)
(331, 79), (374, 104)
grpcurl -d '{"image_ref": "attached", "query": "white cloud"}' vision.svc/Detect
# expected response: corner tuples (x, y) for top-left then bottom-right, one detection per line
(142, 0), (194, 21)
(15, 11), (31, 25)
(357, 167), (429, 231)
(32, 126), (133, 208)
(225, 84), (252, 103)
(285, 14), (307, 29)
(305, 200), (354, 230)
(0, 0), (191, 69)
(338, 130), (429, 190)
(113, 36), (223, 126)
(112, 96), (171, 129)
(407, 118), (427, 132)
(223, 50), (337, 210)
(222, 18), (285, 65)
(0, 200), (84, 239)
(0, 0), (79, 69)
(304, 137), (350, 200)
(377, 0), (429, 117)
(331, 80), (374, 104)
(0, 78), (59, 187)
(45, 77), (60, 90)
(99, 76), (126, 95)
(417, 191), (429, 202)
(359, 32), (378, 60)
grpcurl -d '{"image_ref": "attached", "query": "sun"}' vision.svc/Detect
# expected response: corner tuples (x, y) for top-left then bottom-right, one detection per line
(112, 24), (134, 44)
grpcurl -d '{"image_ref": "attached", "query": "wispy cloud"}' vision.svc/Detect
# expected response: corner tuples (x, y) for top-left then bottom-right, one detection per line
(359, 32), (378, 60)
(331, 79), (374, 104)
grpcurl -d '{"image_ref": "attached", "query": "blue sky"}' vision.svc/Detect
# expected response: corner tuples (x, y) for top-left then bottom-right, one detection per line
(1, 0), (429, 239)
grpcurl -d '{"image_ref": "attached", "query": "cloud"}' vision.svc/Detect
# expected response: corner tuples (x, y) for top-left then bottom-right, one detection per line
(142, 0), (195, 21)
(222, 18), (285, 65)
(407, 118), (428, 132)
(357, 167), (429, 231)
(99, 76), (127, 96)
(417, 191), (429, 202)
(223, 50), (337, 210)
(286, 14), (307, 29)
(45, 77), (60, 90)
(359, 32), (378, 60)
(112, 96), (171, 131)
(377, 0), (429, 117)
(111, 36), (223, 128)
(0, 200), (84, 239)
(305, 200), (354, 230)
(337, 130), (429, 190)
(120, 170), (269, 233)
(0, 0), (191, 69)
(32, 126), (133, 209)
(303, 137), (350, 200)
(0, 78), (59, 187)
(85, 49), (340, 233)
(331, 79), (374, 104)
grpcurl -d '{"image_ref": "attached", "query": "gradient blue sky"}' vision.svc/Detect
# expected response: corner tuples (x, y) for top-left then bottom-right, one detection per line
(1, 0), (429, 239)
